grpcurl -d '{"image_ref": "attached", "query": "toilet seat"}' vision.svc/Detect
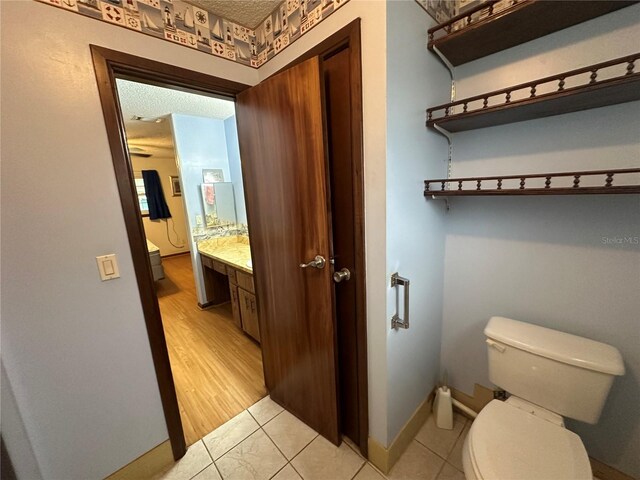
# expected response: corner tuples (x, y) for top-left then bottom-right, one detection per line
(465, 400), (592, 480)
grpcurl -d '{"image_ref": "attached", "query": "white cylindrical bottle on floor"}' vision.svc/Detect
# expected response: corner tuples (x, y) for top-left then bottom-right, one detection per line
(433, 386), (453, 430)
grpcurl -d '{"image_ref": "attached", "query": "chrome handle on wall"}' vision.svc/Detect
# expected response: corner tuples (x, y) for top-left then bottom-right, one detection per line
(299, 255), (326, 269)
(391, 272), (410, 330)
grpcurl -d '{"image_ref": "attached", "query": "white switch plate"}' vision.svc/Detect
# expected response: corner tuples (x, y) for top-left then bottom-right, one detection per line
(96, 254), (120, 281)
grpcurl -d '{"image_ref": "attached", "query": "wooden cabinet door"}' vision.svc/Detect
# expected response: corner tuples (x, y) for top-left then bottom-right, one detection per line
(238, 289), (260, 342)
(229, 281), (242, 329)
(236, 56), (340, 444)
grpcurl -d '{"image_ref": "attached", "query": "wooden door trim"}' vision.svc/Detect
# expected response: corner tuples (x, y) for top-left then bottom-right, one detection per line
(272, 20), (369, 456)
(90, 45), (250, 461)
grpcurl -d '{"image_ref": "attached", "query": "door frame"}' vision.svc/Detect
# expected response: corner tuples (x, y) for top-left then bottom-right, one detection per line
(91, 17), (367, 462)
(91, 45), (250, 460)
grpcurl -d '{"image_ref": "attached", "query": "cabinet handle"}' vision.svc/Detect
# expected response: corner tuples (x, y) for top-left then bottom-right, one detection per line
(245, 297), (249, 309)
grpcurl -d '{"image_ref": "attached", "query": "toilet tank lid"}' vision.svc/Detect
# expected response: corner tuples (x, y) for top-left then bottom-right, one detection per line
(485, 317), (625, 376)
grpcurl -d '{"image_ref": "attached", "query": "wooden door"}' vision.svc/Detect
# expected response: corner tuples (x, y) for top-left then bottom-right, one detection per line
(323, 48), (361, 446)
(236, 57), (340, 444)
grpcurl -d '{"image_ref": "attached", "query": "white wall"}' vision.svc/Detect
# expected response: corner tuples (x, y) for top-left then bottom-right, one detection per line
(258, 1), (391, 446)
(0, 2), (258, 478)
(440, 6), (640, 477)
(385, 1), (450, 442)
(131, 154), (190, 256)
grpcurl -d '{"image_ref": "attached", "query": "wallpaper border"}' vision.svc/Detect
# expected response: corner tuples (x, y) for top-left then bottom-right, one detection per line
(35, 0), (350, 69)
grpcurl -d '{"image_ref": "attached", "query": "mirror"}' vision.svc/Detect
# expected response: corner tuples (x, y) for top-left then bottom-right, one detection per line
(201, 182), (237, 227)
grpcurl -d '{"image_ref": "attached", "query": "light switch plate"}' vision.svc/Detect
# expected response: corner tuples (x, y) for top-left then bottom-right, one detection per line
(96, 254), (120, 281)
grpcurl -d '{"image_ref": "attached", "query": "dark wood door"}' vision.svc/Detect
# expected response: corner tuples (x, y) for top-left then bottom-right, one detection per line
(235, 57), (340, 444)
(323, 48), (360, 446)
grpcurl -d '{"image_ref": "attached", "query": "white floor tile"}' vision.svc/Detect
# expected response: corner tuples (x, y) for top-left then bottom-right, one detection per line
(387, 441), (444, 480)
(436, 463), (464, 480)
(203, 410), (260, 460)
(192, 464), (223, 480)
(446, 422), (470, 472)
(215, 429), (287, 480)
(271, 464), (303, 480)
(414, 413), (467, 459)
(291, 435), (365, 480)
(247, 396), (284, 425)
(263, 410), (318, 460)
(353, 463), (387, 480)
(342, 436), (365, 459)
(153, 441), (212, 480)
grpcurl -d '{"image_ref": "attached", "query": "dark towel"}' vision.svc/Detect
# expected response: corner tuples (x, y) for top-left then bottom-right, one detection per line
(142, 170), (172, 220)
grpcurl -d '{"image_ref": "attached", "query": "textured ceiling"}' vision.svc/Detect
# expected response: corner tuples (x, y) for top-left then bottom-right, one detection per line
(116, 79), (235, 155)
(185, 0), (282, 29)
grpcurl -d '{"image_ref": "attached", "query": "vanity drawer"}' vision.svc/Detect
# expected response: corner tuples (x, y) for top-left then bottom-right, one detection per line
(237, 271), (254, 293)
(212, 260), (227, 275)
(227, 268), (237, 284)
(201, 254), (214, 270)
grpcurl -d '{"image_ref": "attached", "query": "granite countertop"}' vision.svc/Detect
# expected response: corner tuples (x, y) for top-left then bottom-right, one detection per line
(198, 236), (253, 274)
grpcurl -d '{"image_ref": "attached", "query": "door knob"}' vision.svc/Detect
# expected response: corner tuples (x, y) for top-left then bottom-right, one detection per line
(333, 268), (351, 283)
(300, 255), (326, 269)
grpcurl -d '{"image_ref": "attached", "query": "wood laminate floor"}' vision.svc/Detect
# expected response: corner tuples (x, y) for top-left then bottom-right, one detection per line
(156, 253), (267, 446)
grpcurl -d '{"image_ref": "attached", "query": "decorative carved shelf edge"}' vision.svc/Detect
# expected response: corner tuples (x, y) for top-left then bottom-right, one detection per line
(426, 53), (640, 132)
(424, 168), (640, 197)
(428, 0), (504, 43)
(427, 1), (635, 67)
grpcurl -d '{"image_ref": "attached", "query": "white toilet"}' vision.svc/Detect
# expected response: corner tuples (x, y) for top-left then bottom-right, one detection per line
(462, 317), (625, 480)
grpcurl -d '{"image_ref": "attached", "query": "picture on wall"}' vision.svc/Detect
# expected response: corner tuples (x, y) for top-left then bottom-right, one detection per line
(170, 175), (182, 196)
(203, 169), (224, 183)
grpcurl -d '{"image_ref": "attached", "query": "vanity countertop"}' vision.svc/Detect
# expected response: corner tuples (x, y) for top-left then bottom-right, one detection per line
(198, 236), (253, 274)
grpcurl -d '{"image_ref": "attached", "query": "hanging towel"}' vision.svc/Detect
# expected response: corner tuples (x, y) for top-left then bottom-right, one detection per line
(142, 170), (172, 220)
(204, 184), (215, 205)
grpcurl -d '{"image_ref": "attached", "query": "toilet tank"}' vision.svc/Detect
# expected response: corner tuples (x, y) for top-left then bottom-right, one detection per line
(484, 317), (625, 424)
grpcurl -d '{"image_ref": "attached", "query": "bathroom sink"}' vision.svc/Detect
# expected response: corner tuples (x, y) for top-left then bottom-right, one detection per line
(246, 259), (253, 269)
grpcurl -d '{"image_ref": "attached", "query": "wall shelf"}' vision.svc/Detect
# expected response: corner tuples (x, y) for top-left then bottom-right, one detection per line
(426, 53), (640, 133)
(424, 168), (640, 197)
(428, 0), (636, 67)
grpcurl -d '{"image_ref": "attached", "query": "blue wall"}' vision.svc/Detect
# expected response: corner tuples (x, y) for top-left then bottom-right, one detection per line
(224, 115), (248, 225)
(385, 1), (450, 442)
(439, 6), (640, 476)
(171, 114), (230, 303)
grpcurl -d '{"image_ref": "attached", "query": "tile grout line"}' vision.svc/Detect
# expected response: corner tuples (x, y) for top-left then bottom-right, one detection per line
(255, 407), (286, 427)
(350, 461), (368, 480)
(414, 418), (468, 464)
(202, 413), (261, 464)
(184, 441), (213, 480)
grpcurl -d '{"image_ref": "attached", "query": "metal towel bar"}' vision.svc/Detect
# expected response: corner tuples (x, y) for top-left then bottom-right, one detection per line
(391, 272), (410, 329)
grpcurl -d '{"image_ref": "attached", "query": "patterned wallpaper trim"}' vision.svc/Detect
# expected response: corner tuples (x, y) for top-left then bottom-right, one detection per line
(35, 0), (350, 69)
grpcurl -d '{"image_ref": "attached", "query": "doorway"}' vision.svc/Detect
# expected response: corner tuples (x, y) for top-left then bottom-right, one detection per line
(114, 80), (267, 445)
(92, 18), (367, 462)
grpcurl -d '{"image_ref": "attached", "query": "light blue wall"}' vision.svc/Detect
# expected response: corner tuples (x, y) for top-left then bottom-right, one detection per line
(439, 6), (640, 477)
(224, 115), (248, 226)
(1, 362), (43, 480)
(171, 114), (230, 303)
(385, 1), (450, 443)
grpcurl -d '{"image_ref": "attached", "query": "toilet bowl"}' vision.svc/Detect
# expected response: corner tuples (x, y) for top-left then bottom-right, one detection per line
(461, 399), (592, 480)
(460, 317), (625, 480)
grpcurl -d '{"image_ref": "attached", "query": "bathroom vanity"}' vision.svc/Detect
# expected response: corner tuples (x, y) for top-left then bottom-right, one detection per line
(198, 237), (259, 342)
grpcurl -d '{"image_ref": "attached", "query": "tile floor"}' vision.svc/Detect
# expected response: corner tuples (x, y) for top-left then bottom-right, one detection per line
(155, 396), (471, 480)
